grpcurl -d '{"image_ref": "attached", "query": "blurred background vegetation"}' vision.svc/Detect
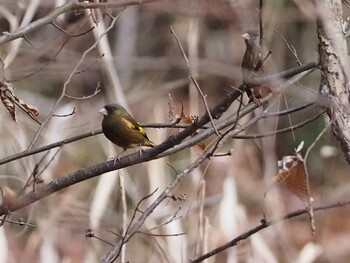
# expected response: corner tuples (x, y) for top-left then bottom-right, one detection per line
(0, 0), (350, 262)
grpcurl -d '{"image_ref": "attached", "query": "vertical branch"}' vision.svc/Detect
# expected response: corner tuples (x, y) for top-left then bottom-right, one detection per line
(119, 171), (127, 262)
(316, 0), (350, 163)
(259, 0), (264, 47)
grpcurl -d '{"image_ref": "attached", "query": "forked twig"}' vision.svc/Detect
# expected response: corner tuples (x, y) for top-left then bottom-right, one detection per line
(170, 26), (220, 136)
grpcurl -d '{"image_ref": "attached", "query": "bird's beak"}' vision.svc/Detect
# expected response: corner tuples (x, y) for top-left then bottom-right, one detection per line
(242, 33), (250, 40)
(99, 107), (108, 116)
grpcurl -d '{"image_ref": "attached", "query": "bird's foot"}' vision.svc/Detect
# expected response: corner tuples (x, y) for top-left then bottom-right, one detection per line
(110, 155), (121, 165)
(249, 93), (262, 107)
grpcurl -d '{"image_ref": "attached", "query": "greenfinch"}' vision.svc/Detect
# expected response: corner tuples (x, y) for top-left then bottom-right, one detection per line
(241, 30), (272, 105)
(99, 104), (156, 157)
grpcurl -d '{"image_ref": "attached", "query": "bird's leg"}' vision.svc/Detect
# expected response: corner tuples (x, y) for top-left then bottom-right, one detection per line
(250, 93), (262, 107)
(248, 86), (278, 107)
(138, 144), (143, 156)
(247, 88), (262, 107)
(110, 150), (125, 165)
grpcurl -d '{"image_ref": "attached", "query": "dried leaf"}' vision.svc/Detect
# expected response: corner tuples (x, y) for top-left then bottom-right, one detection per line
(0, 80), (39, 122)
(176, 113), (206, 155)
(0, 81), (17, 121)
(19, 99), (39, 116)
(266, 155), (308, 201)
(191, 131), (207, 155)
(179, 114), (193, 125)
(284, 159), (308, 201)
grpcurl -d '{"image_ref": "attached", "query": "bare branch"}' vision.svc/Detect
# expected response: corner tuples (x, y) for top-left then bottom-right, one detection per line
(190, 200), (350, 263)
(0, 0), (163, 46)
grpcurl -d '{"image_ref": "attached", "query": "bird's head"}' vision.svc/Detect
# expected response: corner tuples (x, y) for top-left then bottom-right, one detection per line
(242, 30), (260, 45)
(99, 104), (127, 117)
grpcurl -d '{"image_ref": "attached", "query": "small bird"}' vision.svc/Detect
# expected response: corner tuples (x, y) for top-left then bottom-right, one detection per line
(241, 30), (271, 105)
(241, 30), (262, 83)
(99, 104), (156, 159)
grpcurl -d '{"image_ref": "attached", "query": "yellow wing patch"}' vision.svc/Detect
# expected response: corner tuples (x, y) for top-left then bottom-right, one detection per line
(121, 118), (147, 137)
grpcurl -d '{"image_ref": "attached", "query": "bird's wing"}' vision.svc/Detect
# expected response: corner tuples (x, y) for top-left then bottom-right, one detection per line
(121, 115), (149, 139)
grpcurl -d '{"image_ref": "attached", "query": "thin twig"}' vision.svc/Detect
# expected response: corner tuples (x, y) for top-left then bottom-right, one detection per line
(259, 0), (264, 47)
(275, 30), (302, 65)
(0, 130), (102, 166)
(119, 171), (127, 262)
(170, 26), (220, 136)
(233, 111), (325, 139)
(303, 121), (332, 234)
(51, 22), (95, 37)
(137, 231), (186, 237)
(52, 107), (76, 118)
(65, 86), (101, 100)
(0, 217), (36, 228)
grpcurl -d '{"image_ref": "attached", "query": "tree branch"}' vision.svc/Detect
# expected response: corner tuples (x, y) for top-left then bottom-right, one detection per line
(316, 0), (350, 163)
(190, 200), (350, 263)
(0, 0), (163, 46)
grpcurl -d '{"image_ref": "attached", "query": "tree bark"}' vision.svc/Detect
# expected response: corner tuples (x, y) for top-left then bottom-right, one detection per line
(317, 0), (350, 163)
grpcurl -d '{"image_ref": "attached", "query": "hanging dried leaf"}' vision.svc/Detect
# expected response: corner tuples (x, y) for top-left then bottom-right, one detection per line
(0, 80), (39, 122)
(0, 80), (17, 121)
(284, 158), (308, 201)
(192, 131), (206, 155)
(18, 99), (39, 117)
(266, 155), (308, 201)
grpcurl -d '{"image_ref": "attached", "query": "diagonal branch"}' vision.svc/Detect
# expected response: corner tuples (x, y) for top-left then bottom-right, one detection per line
(190, 200), (350, 263)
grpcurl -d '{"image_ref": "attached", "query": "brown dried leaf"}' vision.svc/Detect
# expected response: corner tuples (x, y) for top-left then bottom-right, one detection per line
(284, 159), (308, 201)
(0, 81), (17, 122)
(19, 99), (39, 116)
(176, 113), (206, 155)
(266, 156), (308, 201)
(191, 131), (207, 155)
(179, 114), (193, 125)
(0, 80), (39, 122)
(181, 115), (207, 155)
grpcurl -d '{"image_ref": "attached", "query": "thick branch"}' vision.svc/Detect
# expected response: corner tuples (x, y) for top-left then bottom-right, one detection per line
(317, 0), (350, 163)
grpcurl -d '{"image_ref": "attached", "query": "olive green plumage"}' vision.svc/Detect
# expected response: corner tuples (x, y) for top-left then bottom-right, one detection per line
(99, 104), (156, 151)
